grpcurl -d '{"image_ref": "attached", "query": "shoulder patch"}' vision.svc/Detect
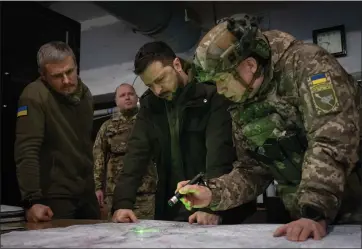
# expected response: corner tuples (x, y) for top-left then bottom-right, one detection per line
(17, 106), (28, 117)
(307, 72), (340, 116)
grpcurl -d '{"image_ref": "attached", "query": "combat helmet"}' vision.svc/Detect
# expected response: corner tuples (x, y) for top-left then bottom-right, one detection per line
(193, 13), (271, 83)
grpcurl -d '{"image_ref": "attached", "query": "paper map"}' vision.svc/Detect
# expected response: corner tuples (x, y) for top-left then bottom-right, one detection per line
(1, 220), (361, 248)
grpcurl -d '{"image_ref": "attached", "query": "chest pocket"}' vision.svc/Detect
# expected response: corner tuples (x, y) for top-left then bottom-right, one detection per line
(105, 124), (133, 155)
(238, 102), (307, 185)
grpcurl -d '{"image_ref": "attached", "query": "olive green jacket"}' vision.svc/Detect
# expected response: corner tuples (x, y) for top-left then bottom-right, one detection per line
(14, 78), (95, 204)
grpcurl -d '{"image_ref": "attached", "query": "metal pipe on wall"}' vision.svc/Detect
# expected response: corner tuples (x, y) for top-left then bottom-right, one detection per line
(93, 102), (140, 119)
(94, 1), (202, 52)
(94, 107), (117, 117)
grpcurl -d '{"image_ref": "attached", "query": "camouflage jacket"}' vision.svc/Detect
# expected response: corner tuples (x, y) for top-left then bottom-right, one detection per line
(207, 30), (362, 224)
(93, 109), (157, 196)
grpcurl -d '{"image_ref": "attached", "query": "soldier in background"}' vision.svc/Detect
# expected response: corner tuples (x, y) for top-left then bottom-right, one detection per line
(176, 14), (362, 241)
(93, 83), (157, 220)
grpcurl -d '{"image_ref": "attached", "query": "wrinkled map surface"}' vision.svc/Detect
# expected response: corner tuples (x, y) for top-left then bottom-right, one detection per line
(1, 220), (361, 248)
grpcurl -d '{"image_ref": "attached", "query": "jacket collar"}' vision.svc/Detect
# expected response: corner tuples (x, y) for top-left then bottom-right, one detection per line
(112, 107), (139, 121)
(242, 30), (299, 105)
(40, 77), (89, 105)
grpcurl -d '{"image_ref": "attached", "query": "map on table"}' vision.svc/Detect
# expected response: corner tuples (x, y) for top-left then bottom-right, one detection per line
(1, 220), (361, 248)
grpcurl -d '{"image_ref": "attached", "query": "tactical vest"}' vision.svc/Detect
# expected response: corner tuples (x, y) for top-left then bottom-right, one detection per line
(232, 100), (308, 215)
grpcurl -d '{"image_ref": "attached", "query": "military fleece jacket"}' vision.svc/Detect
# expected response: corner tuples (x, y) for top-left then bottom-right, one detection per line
(14, 78), (95, 204)
(113, 81), (256, 223)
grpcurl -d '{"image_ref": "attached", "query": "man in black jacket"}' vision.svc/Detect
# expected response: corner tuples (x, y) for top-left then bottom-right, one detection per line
(112, 41), (256, 224)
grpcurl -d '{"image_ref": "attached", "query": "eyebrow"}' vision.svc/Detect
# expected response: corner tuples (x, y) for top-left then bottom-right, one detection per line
(144, 74), (162, 87)
(51, 67), (74, 77)
(153, 69), (167, 83)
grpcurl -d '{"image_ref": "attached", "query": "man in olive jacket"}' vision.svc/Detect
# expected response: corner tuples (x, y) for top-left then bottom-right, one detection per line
(14, 41), (100, 222)
(112, 41), (256, 224)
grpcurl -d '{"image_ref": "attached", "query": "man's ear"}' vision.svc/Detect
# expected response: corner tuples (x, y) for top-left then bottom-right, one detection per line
(245, 57), (258, 74)
(173, 57), (183, 73)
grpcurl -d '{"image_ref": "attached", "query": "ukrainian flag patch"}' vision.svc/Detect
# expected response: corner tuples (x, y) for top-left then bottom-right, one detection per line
(310, 73), (327, 85)
(17, 106), (28, 117)
(307, 72), (341, 116)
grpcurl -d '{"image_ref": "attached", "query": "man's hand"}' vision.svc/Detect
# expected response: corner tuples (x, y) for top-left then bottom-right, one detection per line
(176, 181), (213, 210)
(26, 204), (53, 222)
(95, 190), (104, 207)
(26, 221), (53, 230)
(112, 209), (138, 223)
(188, 211), (221, 225)
(273, 218), (327, 241)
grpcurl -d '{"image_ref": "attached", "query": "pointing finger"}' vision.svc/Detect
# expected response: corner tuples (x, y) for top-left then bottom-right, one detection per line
(176, 181), (190, 193)
(179, 185), (199, 195)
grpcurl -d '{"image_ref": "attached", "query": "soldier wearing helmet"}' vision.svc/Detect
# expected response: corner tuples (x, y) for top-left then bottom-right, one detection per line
(177, 14), (362, 241)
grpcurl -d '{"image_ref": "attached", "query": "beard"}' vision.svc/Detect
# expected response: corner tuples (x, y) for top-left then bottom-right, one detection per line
(159, 70), (185, 101)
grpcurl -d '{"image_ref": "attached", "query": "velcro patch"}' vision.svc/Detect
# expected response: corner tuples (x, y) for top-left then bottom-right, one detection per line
(307, 72), (340, 116)
(17, 106), (28, 117)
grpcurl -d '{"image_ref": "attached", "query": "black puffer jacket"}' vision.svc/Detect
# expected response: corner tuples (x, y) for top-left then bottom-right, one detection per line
(113, 81), (256, 223)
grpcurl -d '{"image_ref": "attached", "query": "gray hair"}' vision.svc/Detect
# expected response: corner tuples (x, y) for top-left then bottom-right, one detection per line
(37, 41), (77, 71)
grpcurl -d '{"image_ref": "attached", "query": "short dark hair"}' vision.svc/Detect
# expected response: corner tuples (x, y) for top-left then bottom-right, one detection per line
(133, 41), (176, 75)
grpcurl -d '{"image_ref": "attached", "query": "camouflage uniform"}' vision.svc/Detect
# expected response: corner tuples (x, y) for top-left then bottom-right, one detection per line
(193, 15), (362, 224)
(93, 109), (157, 220)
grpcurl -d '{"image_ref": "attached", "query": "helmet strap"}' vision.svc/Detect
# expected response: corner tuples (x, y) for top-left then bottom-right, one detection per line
(232, 64), (262, 103)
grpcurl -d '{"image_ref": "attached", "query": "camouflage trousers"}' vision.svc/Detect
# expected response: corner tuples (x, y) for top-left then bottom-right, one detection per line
(105, 194), (156, 220)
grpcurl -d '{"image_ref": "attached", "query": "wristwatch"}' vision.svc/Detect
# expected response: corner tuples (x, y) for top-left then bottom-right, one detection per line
(301, 205), (325, 221)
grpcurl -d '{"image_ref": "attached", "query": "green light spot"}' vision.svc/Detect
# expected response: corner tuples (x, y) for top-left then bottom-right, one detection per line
(131, 227), (160, 234)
